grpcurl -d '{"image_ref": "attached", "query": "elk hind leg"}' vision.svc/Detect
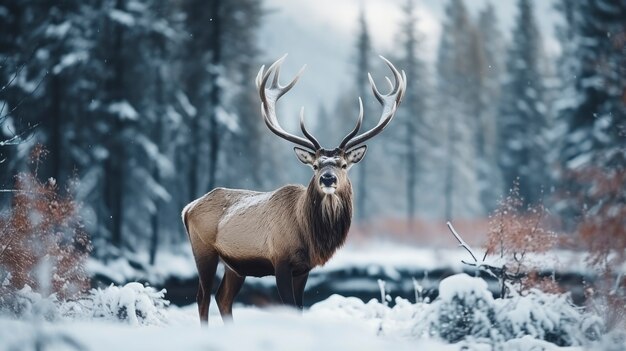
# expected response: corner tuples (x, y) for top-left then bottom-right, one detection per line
(194, 250), (219, 324)
(215, 266), (245, 322)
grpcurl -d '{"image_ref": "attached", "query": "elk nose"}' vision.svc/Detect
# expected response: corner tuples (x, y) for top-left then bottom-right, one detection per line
(320, 172), (337, 187)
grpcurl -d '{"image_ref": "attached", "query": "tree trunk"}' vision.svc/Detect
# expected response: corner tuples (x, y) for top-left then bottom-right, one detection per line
(444, 110), (454, 221)
(406, 120), (416, 229)
(48, 73), (63, 183)
(150, 51), (165, 266)
(105, 0), (126, 248)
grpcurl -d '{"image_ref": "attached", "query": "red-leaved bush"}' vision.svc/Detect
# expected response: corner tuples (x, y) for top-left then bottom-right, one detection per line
(485, 182), (559, 296)
(0, 146), (91, 301)
(575, 166), (626, 330)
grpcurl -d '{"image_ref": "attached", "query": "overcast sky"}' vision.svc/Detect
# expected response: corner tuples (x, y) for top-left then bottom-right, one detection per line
(258, 0), (561, 129)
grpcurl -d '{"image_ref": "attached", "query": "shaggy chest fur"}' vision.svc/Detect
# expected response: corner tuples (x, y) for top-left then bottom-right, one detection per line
(301, 182), (353, 266)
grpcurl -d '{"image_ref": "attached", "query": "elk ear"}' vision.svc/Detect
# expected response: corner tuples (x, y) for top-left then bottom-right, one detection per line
(346, 145), (367, 164)
(294, 147), (315, 165)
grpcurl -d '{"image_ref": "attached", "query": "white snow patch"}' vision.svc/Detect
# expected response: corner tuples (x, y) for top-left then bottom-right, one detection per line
(107, 101), (138, 121)
(219, 191), (273, 228)
(45, 21), (71, 38)
(52, 52), (88, 74)
(108, 9), (135, 26)
(176, 91), (196, 117)
(216, 106), (240, 133)
(86, 246), (197, 285)
(438, 273), (493, 303)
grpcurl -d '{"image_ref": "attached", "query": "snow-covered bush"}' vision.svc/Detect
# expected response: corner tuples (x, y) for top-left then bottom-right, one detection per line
(498, 288), (603, 346)
(86, 283), (169, 326)
(311, 274), (604, 348)
(0, 282), (169, 327)
(0, 285), (59, 320)
(427, 274), (603, 346)
(432, 274), (498, 343)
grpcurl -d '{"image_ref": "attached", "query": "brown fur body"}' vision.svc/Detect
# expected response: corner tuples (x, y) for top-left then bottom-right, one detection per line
(182, 175), (352, 322)
(184, 182), (352, 275)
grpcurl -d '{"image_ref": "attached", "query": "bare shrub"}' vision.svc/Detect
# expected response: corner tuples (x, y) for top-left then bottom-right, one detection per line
(485, 182), (559, 295)
(0, 146), (91, 304)
(449, 182), (559, 297)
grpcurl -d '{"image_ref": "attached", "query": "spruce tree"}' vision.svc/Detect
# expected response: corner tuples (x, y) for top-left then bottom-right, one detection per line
(396, 0), (430, 224)
(476, 3), (504, 211)
(354, 7), (372, 220)
(498, 0), (550, 205)
(437, 0), (482, 219)
(558, 0), (626, 170)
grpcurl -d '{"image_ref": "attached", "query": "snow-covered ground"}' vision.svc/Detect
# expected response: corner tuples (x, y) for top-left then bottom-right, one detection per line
(1, 274), (617, 351)
(87, 241), (593, 286)
(0, 300), (585, 351)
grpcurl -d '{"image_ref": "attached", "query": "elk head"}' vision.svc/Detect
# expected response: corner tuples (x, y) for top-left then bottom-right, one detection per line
(256, 55), (406, 196)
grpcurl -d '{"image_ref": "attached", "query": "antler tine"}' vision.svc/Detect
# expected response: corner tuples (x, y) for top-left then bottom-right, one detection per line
(368, 72), (384, 104)
(342, 56), (406, 151)
(381, 55), (402, 94)
(300, 107), (321, 150)
(258, 55), (319, 151)
(255, 65), (265, 89)
(271, 59), (282, 88)
(401, 70), (407, 101)
(338, 97), (364, 149)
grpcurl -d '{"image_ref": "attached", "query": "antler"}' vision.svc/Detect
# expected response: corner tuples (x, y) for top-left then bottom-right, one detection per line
(339, 56), (406, 150)
(256, 55), (321, 151)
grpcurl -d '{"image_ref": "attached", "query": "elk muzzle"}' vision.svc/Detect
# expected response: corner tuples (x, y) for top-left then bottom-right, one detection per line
(319, 172), (337, 194)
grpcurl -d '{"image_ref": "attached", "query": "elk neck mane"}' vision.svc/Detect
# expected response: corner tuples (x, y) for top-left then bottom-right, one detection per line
(299, 179), (353, 265)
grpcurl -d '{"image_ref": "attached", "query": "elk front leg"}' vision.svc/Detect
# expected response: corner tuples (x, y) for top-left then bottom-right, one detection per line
(293, 272), (309, 310)
(275, 261), (297, 306)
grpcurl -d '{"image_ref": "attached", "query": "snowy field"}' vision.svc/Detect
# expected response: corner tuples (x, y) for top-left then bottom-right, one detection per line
(0, 304), (433, 351)
(1, 274), (620, 351)
(87, 242), (593, 286)
(0, 299), (592, 351)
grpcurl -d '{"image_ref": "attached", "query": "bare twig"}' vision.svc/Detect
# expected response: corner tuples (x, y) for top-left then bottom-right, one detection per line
(0, 189), (34, 193)
(447, 221), (526, 293)
(447, 221), (478, 262)
(0, 72), (47, 121)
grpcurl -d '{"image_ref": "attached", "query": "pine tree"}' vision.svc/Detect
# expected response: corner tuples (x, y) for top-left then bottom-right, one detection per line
(437, 0), (482, 220)
(498, 0), (550, 205)
(396, 0), (430, 224)
(0, 1), (97, 186)
(219, 0), (272, 191)
(558, 0), (626, 170)
(554, 0), (625, 230)
(354, 7), (372, 221)
(476, 3), (504, 211)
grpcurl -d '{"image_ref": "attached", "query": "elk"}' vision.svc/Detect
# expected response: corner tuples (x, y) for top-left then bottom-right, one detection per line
(182, 55), (406, 323)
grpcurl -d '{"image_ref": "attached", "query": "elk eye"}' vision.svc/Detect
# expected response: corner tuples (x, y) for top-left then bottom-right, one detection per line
(313, 164), (319, 170)
(341, 163), (347, 169)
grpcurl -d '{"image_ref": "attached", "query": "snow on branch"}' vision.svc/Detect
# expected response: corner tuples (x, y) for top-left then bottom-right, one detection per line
(447, 221), (510, 285)
(447, 221), (478, 263)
